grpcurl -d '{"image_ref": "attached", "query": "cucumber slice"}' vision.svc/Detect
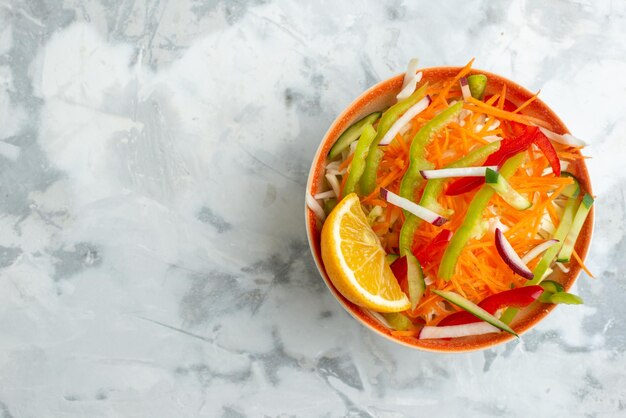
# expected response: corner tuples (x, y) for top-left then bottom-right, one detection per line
(538, 280), (564, 302)
(328, 112), (382, 159)
(385, 253), (400, 265)
(557, 193), (594, 262)
(406, 254), (425, 310)
(467, 74), (488, 100)
(382, 312), (414, 331)
(431, 289), (518, 336)
(560, 172), (580, 198)
(485, 168), (532, 210)
(540, 280), (564, 293)
(549, 292), (583, 305)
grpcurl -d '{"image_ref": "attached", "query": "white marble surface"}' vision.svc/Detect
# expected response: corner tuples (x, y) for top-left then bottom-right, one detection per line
(0, 0), (624, 416)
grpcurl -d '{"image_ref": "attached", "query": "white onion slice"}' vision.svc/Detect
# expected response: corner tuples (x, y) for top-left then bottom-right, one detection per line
(483, 135), (503, 143)
(325, 173), (340, 198)
(314, 190), (336, 200)
(396, 71), (423, 100)
(419, 166), (498, 179)
(495, 228), (533, 279)
(460, 77), (472, 101)
(419, 322), (500, 339)
(539, 127), (587, 147)
(379, 95), (432, 145)
(401, 58), (420, 89)
(362, 309), (392, 329)
(381, 188), (447, 226)
(555, 262), (570, 273)
(521, 239), (559, 264)
(306, 193), (325, 221)
(487, 119), (501, 131)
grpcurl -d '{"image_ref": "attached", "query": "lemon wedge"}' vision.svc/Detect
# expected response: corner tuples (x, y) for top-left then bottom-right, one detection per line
(321, 193), (410, 312)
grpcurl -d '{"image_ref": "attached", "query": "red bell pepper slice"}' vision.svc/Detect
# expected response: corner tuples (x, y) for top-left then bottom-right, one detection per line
(483, 98), (561, 176)
(445, 126), (540, 196)
(412, 230), (453, 266)
(533, 130), (561, 176)
(436, 285), (544, 326)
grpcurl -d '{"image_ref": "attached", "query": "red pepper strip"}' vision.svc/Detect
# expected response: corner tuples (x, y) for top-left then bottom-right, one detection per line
(412, 230), (453, 266)
(487, 98), (561, 176)
(390, 256), (408, 294)
(533, 130), (561, 176)
(445, 126), (540, 196)
(437, 285), (544, 326)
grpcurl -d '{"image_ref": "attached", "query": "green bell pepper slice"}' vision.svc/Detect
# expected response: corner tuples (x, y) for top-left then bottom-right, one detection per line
(359, 83), (429, 196)
(398, 101), (463, 203)
(398, 140), (501, 255)
(343, 123), (377, 196)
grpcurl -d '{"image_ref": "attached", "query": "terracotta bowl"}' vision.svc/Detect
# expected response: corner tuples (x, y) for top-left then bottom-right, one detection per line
(305, 67), (594, 352)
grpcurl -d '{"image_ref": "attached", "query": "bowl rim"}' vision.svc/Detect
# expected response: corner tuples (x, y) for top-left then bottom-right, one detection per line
(305, 66), (594, 353)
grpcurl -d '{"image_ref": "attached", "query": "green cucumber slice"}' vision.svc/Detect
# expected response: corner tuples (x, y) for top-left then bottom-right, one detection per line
(328, 112), (382, 159)
(560, 172), (580, 199)
(538, 280), (564, 302)
(382, 312), (414, 331)
(549, 292), (584, 305)
(485, 168), (531, 210)
(467, 74), (488, 100)
(540, 280), (564, 294)
(385, 253), (400, 265)
(431, 289), (518, 336)
(557, 193), (594, 262)
(406, 253), (425, 310)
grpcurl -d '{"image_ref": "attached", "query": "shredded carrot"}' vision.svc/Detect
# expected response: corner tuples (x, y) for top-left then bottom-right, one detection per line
(339, 153), (354, 172)
(465, 96), (548, 127)
(572, 249), (594, 278)
(513, 90), (540, 114)
(390, 329), (420, 338)
(497, 84), (507, 109)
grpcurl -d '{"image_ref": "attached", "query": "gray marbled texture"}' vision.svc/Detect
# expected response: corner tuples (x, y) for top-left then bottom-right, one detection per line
(0, 0), (624, 417)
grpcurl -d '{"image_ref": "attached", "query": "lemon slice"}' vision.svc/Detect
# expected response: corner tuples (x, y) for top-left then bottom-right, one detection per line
(321, 193), (410, 313)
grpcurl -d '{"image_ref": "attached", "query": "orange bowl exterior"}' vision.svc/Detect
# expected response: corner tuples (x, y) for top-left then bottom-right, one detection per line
(305, 67), (594, 352)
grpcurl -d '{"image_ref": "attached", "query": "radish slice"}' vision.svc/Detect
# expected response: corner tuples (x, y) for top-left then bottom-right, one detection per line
(379, 96), (432, 145)
(495, 228), (534, 279)
(521, 239), (559, 264)
(539, 127), (588, 147)
(306, 193), (325, 221)
(460, 77), (472, 101)
(396, 72), (423, 100)
(419, 322), (500, 339)
(401, 58), (420, 89)
(419, 166), (498, 179)
(381, 188), (447, 226)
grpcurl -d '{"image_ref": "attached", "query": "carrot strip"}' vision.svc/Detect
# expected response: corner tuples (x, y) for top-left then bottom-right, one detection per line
(432, 59), (475, 106)
(339, 153), (354, 172)
(497, 84), (507, 109)
(572, 249), (595, 278)
(390, 330), (420, 338)
(513, 91), (540, 114)
(465, 97), (549, 127)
